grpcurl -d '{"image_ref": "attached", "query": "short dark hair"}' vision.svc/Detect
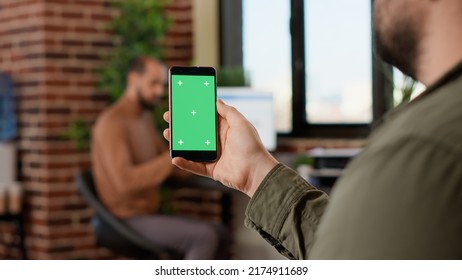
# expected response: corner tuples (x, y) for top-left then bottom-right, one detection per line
(128, 56), (162, 75)
(128, 56), (154, 75)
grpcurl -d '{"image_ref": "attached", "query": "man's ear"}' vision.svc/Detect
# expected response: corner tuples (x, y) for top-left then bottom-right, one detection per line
(127, 72), (138, 87)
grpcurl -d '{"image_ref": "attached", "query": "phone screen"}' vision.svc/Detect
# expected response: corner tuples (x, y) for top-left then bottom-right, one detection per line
(169, 66), (217, 161)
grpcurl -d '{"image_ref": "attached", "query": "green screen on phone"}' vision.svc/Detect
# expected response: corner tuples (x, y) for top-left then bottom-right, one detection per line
(171, 74), (216, 151)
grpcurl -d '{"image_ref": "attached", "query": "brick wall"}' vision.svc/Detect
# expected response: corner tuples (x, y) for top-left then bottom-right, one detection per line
(0, 0), (194, 259)
(164, 0), (193, 66)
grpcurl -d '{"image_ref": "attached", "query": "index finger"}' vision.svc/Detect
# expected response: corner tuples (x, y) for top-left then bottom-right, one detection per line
(217, 99), (246, 124)
(163, 111), (170, 123)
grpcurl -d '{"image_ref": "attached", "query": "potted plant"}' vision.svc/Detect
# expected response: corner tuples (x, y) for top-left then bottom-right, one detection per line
(64, 0), (171, 150)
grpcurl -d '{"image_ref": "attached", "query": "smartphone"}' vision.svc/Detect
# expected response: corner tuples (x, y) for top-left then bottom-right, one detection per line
(169, 66), (218, 162)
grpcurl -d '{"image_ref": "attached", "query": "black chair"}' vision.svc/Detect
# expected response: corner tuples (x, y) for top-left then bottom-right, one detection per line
(76, 170), (182, 259)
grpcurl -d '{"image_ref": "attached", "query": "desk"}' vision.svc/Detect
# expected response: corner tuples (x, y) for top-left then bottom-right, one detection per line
(0, 213), (27, 259)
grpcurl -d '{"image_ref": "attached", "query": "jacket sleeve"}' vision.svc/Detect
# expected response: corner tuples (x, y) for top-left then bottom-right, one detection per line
(245, 163), (329, 259)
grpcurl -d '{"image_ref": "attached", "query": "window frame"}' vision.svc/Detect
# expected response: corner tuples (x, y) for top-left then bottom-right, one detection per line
(286, 0), (393, 139)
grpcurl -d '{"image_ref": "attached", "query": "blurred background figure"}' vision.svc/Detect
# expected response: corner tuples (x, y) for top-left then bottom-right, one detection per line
(92, 57), (230, 260)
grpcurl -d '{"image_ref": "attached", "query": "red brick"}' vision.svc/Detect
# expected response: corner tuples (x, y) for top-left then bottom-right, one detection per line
(62, 12), (84, 19)
(76, 80), (96, 87)
(62, 40), (86, 47)
(43, 25), (69, 32)
(91, 40), (114, 48)
(62, 66), (86, 73)
(2, 0), (41, 10)
(75, 54), (100, 60)
(90, 13), (112, 21)
(74, 27), (99, 34)
(44, 80), (70, 86)
(73, 0), (107, 7)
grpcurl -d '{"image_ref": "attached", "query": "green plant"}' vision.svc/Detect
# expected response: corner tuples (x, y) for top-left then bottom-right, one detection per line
(381, 65), (418, 108)
(65, 0), (171, 150)
(100, 0), (172, 102)
(395, 75), (417, 106)
(61, 118), (91, 151)
(217, 67), (249, 87)
(294, 154), (315, 167)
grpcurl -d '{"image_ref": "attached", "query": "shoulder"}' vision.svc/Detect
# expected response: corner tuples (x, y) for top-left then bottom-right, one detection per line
(371, 76), (462, 155)
(340, 115), (462, 202)
(93, 103), (127, 140)
(342, 76), (462, 192)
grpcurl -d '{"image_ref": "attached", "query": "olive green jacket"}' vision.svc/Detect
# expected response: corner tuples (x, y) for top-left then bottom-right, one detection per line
(245, 63), (462, 259)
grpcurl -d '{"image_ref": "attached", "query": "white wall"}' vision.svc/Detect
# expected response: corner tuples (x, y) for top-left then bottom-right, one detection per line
(192, 0), (219, 67)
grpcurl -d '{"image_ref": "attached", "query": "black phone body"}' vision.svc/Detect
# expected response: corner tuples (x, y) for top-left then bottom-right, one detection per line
(169, 66), (218, 162)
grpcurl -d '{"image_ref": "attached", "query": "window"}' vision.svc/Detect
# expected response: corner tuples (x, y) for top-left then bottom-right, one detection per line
(291, 0), (392, 138)
(234, 0), (395, 138)
(243, 0), (292, 133)
(305, 0), (372, 124)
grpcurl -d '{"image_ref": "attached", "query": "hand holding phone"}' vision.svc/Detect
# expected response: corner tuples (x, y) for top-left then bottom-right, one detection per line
(169, 66), (218, 162)
(163, 99), (279, 197)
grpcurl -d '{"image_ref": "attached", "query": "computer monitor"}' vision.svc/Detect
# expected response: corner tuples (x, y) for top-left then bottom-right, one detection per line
(217, 87), (276, 151)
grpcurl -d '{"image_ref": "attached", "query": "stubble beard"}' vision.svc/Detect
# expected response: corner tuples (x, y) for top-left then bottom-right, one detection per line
(374, 5), (425, 80)
(136, 89), (156, 112)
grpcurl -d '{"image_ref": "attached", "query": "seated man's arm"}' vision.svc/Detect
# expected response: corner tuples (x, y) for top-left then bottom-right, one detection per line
(245, 164), (329, 260)
(95, 118), (173, 196)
